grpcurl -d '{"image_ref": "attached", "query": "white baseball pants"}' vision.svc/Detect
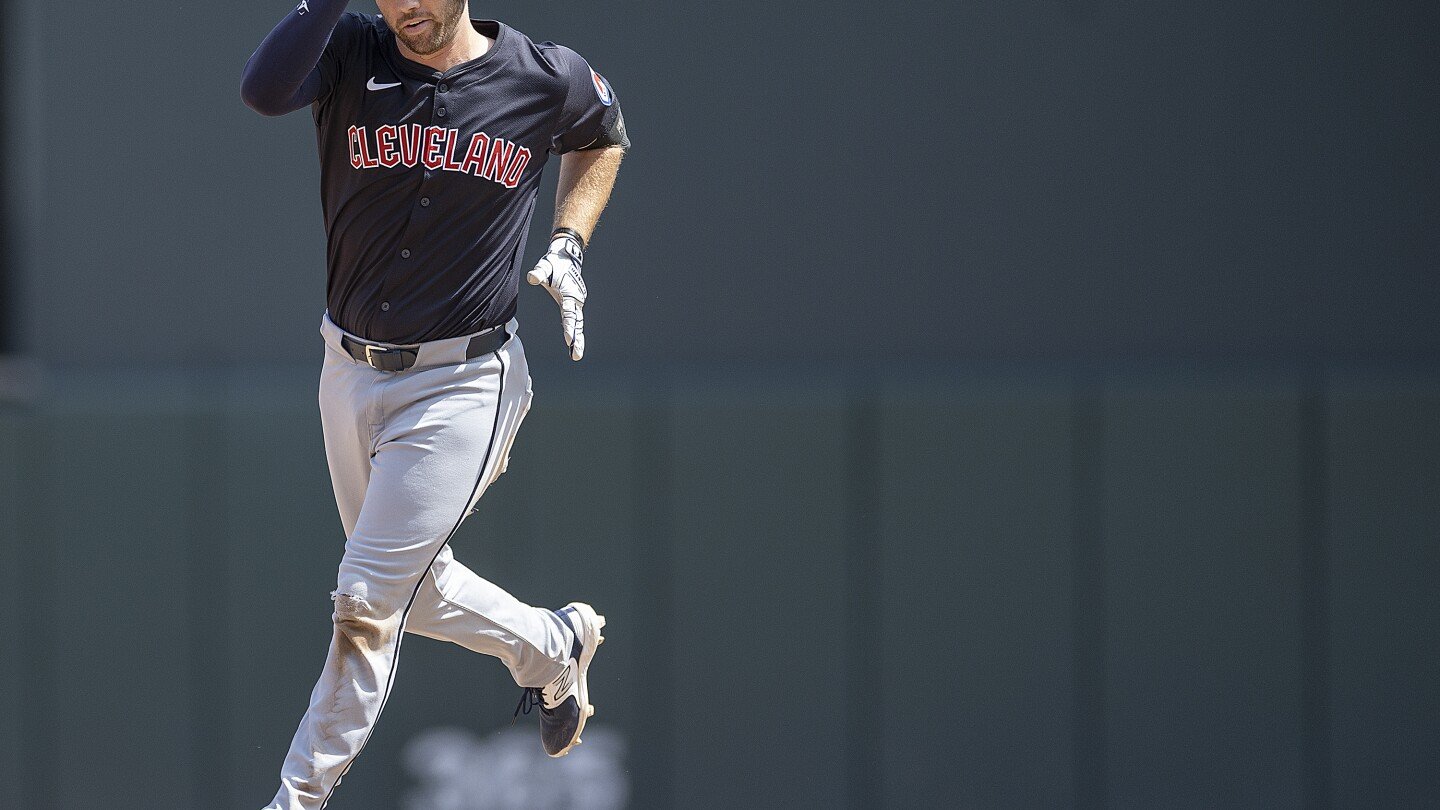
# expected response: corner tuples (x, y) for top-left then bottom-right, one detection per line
(265, 314), (576, 810)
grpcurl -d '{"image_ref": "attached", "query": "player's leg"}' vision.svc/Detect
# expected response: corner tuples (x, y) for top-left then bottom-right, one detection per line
(390, 331), (607, 758)
(400, 334), (577, 678)
(405, 544), (577, 678)
(267, 336), (564, 809)
(407, 542), (608, 759)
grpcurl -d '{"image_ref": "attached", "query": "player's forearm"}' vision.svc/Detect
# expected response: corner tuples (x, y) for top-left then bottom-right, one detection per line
(241, 0), (350, 116)
(553, 147), (625, 244)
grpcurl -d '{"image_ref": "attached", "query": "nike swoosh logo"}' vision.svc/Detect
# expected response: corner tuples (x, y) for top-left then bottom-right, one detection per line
(367, 77), (402, 91)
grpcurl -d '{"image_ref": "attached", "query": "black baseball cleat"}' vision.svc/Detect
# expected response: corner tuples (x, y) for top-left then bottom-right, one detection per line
(513, 602), (606, 757)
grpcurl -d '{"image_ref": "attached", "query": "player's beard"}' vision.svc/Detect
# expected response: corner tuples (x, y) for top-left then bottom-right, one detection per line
(391, 0), (467, 56)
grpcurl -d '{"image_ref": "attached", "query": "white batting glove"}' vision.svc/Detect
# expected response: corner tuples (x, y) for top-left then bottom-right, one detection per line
(526, 231), (588, 361)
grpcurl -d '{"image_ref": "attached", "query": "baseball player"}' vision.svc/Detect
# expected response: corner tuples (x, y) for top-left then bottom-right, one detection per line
(240, 0), (628, 807)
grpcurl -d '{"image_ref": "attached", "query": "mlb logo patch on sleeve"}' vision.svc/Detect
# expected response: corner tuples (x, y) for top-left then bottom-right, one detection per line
(591, 70), (614, 106)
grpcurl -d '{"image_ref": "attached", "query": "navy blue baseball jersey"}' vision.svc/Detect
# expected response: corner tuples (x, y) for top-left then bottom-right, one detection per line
(244, 10), (624, 343)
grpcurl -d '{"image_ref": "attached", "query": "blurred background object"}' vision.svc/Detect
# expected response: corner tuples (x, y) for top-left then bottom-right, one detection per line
(0, 1), (1436, 808)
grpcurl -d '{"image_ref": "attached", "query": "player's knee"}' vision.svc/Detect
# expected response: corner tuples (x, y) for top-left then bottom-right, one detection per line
(332, 592), (374, 623)
(332, 592), (393, 652)
(326, 590), (394, 651)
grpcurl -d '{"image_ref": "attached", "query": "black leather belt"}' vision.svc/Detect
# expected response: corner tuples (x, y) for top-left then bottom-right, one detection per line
(341, 327), (508, 372)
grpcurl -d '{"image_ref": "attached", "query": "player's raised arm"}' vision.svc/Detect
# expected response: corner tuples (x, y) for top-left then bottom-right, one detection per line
(241, 0), (352, 116)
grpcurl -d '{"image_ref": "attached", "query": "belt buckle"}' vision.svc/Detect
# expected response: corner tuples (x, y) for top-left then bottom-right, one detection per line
(360, 341), (415, 372)
(363, 344), (387, 368)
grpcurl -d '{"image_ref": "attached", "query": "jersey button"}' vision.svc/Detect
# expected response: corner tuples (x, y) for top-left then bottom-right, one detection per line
(437, 106), (447, 117)
(381, 302), (390, 312)
(400, 249), (411, 259)
(438, 83), (449, 93)
(420, 197), (431, 207)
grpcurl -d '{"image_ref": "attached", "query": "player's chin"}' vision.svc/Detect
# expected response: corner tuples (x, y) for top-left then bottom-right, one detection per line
(396, 21), (444, 53)
(399, 35), (437, 54)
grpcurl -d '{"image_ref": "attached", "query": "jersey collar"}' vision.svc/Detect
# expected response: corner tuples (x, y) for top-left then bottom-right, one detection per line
(383, 19), (510, 82)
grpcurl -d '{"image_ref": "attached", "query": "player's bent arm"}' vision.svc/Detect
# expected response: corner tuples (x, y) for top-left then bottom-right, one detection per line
(553, 146), (625, 244)
(240, 0), (351, 116)
(526, 147), (623, 361)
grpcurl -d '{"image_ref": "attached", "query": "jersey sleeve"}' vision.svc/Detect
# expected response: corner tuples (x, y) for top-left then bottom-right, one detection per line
(545, 45), (623, 154)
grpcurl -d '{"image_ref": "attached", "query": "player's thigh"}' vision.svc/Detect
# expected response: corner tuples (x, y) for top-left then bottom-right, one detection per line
(335, 366), (507, 604)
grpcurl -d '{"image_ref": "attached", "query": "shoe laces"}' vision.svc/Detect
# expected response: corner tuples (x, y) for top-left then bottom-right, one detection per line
(512, 687), (544, 724)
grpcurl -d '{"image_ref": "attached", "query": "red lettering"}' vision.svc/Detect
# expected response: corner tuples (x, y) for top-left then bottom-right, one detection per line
(375, 125), (399, 168)
(483, 138), (515, 182)
(461, 133), (491, 176)
(399, 124), (423, 167)
(347, 122), (529, 187)
(357, 127), (379, 169)
(347, 126), (363, 170)
(501, 146), (532, 189)
(423, 126), (446, 170)
(441, 128), (465, 172)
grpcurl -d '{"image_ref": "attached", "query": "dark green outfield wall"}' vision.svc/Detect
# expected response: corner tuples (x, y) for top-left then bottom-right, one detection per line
(1, 369), (1436, 809)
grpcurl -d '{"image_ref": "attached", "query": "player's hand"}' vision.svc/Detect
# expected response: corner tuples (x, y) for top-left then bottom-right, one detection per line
(527, 231), (588, 361)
